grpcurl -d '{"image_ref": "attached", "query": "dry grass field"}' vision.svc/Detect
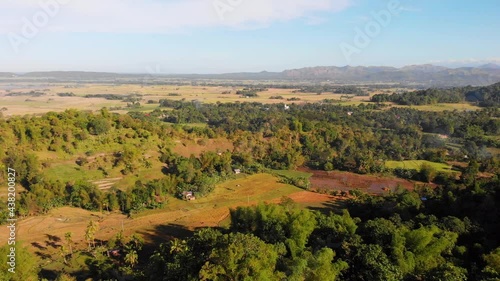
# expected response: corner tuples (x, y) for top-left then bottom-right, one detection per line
(173, 138), (234, 157)
(0, 82), (483, 116)
(0, 174), (339, 253)
(0, 83), (387, 116)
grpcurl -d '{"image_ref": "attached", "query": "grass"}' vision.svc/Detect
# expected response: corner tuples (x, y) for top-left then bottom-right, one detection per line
(41, 252), (91, 279)
(273, 170), (313, 179)
(44, 163), (107, 183)
(135, 173), (302, 220)
(385, 160), (454, 172)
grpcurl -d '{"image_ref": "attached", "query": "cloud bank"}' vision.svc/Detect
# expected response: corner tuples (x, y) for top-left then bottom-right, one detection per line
(0, 0), (352, 34)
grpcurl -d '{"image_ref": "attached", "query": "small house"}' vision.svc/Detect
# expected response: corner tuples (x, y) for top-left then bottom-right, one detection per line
(182, 191), (196, 201)
(109, 249), (121, 257)
(234, 169), (241, 175)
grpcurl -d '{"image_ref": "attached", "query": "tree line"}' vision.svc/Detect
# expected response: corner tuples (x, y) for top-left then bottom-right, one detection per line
(371, 82), (500, 107)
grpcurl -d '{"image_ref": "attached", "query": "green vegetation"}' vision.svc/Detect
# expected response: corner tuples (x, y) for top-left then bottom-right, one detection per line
(44, 163), (106, 183)
(57, 92), (76, 97)
(273, 169), (313, 179)
(0, 243), (39, 281)
(74, 179), (500, 280)
(6, 90), (46, 97)
(385, 160), (453, 172)
(0, 83), (498, 280)
(372, 82), (500, 107)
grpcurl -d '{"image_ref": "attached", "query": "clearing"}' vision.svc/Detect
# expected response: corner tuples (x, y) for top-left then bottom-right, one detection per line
(0, 174), (339, 251)
(385, 160), (455, 173)
(301, 168), (417, 194)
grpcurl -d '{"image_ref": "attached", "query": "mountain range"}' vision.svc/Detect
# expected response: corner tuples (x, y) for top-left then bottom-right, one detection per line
(3, 64), (500, 87)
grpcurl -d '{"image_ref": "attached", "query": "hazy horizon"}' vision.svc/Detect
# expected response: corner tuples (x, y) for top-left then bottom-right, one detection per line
(2, 61), (500, 76)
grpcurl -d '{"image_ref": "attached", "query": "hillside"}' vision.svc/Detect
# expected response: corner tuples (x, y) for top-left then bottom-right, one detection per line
(1, 64), (500, 86)
(281, 65), (500, 86)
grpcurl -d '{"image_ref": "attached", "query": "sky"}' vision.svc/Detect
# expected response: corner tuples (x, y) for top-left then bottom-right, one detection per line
(0, 0), (499, 73)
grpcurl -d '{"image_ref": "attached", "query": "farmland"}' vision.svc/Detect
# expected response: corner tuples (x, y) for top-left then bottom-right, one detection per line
(303, 168), (417, 194)
(0, 173), (337, 256)
(0, 83), (357, 116)
(0, 82), (484, 118)
(0, 80), (498, 280)
(385, 160), (455, 173)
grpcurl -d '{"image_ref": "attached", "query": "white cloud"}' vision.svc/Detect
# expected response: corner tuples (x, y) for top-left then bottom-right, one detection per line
(0, 0), (352, 34)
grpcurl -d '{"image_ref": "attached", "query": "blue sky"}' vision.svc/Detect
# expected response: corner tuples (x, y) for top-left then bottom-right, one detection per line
(0, 0), (499, 73)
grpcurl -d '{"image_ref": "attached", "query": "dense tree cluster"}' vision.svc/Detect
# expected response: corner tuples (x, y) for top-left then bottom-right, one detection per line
(1, 100), (499, 221)
(295, 85), (367, 96)
(372, 82), (500, 107)
(141, 174), (500, 280)
(161, 100), (499, 172)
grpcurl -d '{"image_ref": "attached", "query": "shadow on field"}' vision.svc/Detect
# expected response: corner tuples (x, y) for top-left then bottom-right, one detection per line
(40, 269), (58, 280)
(32, 241), (47, 250)
(138, 224), (227, 258)
(35, 251), (51, 259)
(140, 223), (193, 245)
(137, 223), (193, 258)
(45, 234), (62, 249)
(306, 200), (347, 215)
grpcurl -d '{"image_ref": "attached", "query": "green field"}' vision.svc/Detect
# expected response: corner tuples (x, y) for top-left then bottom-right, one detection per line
(273, 170), (313, 178)
(385, 160), (454, 172)
(44, 163), (107, 183)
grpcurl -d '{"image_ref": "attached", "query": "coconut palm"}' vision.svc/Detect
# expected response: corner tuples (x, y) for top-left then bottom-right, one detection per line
(64, 232), (73, 255)
(125, 250), (139, 267)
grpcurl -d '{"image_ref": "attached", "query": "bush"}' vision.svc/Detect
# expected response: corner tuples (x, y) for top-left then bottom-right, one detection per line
(88, 118), (111, 135)
(324, 162), (334, 171)
(277, 175), (311, 190)
(76, 157), (88, 166)
(393, 168), (419, 180)
(419, 163), (437, 182)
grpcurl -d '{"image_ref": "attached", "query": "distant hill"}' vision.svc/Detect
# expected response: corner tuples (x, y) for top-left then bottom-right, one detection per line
(477, 63), (500, 70)
(2, 64), (500, 86)
(400, 64), (449, 73)
(22, 71), (137, 80)
(0, 72), (16, 78)
(280, 65), (500, 86)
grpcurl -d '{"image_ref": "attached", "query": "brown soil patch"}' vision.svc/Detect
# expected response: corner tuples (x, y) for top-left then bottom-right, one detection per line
(283, 191), (339, 203)
(173, 138), (233, 157)
(301, 168), (415, 195)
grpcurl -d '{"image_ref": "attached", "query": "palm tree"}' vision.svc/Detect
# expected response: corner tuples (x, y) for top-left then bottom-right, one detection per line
(170, 239), (187, 254)
(64, 232), (73, 255)
(124, 250), (138, 267)
(85, 220), (99, 251)
(60, 245), (68, 265)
